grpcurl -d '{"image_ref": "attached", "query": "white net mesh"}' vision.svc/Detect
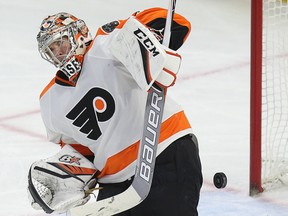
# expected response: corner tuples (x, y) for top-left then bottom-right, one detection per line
(262, 0), (288, 190)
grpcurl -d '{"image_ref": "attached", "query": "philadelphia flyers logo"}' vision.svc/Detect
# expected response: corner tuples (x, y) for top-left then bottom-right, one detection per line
(66, 87), (115, 140)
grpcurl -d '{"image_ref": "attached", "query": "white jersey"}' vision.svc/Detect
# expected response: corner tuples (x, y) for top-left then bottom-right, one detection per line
(40, 20), (193, 183)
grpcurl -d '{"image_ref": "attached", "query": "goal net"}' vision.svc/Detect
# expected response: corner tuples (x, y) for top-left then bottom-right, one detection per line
(250, 0), (288, 195)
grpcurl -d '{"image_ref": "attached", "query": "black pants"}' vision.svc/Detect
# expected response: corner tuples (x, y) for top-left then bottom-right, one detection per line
(97, 134), (203, 216)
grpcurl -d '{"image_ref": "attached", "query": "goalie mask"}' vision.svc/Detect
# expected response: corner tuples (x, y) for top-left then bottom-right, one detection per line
(37, 12), (93, 81)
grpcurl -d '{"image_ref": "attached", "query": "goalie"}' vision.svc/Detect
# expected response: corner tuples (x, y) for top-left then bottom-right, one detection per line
(28, 8), (202, 216)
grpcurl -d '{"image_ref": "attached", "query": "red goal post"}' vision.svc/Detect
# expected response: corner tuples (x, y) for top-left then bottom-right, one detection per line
(250, 0), (288, 195)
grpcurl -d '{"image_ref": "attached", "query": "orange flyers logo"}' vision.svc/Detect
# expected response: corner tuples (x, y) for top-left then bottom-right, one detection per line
(66, 87), (115, 140)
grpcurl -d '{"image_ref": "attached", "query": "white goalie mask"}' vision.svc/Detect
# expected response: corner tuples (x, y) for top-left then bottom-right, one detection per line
(37, 12), (93, 81)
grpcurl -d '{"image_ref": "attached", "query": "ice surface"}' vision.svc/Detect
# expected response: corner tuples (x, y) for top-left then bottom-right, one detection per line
(0, 0), (287, 215)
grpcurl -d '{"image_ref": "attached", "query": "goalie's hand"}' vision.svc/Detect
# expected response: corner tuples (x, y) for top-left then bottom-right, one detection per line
(27, 145), (98, 214)
(155, 45), (181, 88)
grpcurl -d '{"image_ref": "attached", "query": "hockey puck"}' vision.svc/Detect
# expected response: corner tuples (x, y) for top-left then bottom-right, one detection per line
(213, 172), (227, 189)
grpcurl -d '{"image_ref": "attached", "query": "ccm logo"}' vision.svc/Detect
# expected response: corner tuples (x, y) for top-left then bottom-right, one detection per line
(133, 28), (160, 57)
(139, 91), (163, 182)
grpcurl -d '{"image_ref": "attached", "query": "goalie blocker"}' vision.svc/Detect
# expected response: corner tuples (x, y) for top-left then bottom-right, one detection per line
(109, 17), (181, 91)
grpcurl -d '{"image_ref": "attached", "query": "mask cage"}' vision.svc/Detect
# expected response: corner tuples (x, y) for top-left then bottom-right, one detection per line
(38, 24), (78, 68)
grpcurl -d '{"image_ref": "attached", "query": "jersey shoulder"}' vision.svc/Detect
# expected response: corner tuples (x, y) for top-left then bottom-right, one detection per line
(95, 20), (126, 36)
(40, 77), (56, 99)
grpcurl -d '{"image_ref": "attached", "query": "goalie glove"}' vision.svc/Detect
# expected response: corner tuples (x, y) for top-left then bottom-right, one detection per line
(27, 145), (98, 214)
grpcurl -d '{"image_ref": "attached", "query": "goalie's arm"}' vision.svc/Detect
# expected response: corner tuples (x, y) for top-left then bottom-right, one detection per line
(109, 17), (181, 91)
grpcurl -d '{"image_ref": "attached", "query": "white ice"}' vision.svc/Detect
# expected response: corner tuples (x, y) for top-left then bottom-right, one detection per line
(0, 0), (287, 215)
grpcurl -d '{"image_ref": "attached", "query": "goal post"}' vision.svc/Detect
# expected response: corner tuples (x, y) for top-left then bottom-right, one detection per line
(250, 0), (288, 195)
(250, 0), (263, 196)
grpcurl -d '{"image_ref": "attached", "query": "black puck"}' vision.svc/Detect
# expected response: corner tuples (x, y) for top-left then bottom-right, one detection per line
(213, 172), (227, 189)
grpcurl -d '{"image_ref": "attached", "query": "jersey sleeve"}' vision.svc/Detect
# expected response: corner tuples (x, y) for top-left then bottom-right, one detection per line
(132, 7), (191, 51)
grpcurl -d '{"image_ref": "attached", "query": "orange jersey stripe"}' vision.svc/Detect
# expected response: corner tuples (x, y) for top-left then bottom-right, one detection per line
(97, 110), (191, 178)
(60, 142), (95, 158)
(97, 140), (140, 178)
(159, 110), (191, 143)
(40, 77), (56, 99)
(69, 143), (95, 157)
(56, 163), (96, 175)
